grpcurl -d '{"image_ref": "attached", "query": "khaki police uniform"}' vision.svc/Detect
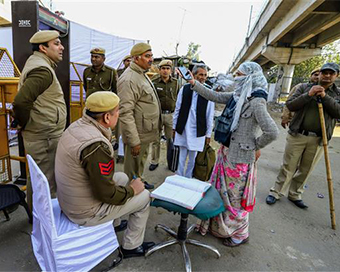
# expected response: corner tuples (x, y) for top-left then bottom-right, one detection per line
(117, 55), (131, 78)
(13, 30), (67, 210)
(83, 65), (118, 97)
(55, 92), (150, 250)
(150, 73), (179, 165)
(118, 43), (161, 182)
(116, 55), (132, 152)
(117, 67), (126, 78)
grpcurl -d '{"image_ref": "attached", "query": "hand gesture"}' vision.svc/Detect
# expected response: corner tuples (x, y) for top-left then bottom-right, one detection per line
(255, 150), (261, 161)
(131, 144), (141, 157)
(308, 85), (326, 98)
(130, 177), (144, 195)
(281, 120), (289, 129)
(175, 68), (195, 86)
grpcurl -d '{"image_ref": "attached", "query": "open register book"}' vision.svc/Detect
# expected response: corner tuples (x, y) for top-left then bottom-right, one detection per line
(150, 175), (211, 210)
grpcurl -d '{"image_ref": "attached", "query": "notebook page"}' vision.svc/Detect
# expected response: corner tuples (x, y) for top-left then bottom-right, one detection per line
(151, 182), (202, 210)
(166, 175), (211, 193)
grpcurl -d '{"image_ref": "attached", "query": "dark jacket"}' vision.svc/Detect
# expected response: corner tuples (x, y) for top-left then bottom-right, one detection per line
(287, 83), (340, 141)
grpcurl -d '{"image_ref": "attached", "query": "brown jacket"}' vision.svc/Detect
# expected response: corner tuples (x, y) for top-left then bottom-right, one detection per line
(117, 62), (161, 147)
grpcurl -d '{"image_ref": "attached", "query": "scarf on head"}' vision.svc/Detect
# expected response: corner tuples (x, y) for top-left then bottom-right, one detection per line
(230, 62), (268, 132)
(214, 62), (268, 147)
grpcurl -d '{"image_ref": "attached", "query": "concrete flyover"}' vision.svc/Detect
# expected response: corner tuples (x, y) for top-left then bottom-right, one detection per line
(229, 0), (340, 94)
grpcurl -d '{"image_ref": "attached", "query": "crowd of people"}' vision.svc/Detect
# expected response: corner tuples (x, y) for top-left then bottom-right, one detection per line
(11, 30), (340, 258)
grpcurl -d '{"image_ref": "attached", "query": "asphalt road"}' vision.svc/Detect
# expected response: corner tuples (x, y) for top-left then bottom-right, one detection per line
(1, 111), (340, 271)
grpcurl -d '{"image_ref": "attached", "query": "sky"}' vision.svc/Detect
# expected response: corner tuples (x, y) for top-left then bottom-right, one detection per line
(46, 0), (266, 74)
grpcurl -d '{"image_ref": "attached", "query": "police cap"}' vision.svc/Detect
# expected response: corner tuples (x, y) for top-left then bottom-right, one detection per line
(29, 30), (59, 44)
(130, 43), (151, 56)
(86, 91), (120, 112)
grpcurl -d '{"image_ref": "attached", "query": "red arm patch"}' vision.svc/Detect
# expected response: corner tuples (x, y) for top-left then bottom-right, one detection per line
(98, 159), (114, 175)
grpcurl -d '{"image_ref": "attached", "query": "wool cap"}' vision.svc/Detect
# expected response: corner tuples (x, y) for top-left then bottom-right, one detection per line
(130, 43), (151, 56)
(159, 59), (173, 67)
(29, 30), (59, 44)
(90, 47), (106, 55)
(86, 91), (120, 112)
(320, 62), (339, 74)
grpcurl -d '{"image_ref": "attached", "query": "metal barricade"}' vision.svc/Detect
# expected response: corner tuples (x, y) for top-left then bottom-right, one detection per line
(70, 62), (88, 123)
(0, 47), (21, 183)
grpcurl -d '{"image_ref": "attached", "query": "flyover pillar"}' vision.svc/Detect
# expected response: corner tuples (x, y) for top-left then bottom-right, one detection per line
(261, 46), (321, 95)
(282, 64), (295, 94)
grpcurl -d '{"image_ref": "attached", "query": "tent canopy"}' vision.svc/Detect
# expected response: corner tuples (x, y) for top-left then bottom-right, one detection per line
(0, 20), (146, 70)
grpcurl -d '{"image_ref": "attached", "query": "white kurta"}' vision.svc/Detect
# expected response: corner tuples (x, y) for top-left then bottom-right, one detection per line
(173, 86), (215, 152)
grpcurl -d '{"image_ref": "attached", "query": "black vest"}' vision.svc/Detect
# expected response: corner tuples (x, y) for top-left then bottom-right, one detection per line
(175, 84), (208, 137)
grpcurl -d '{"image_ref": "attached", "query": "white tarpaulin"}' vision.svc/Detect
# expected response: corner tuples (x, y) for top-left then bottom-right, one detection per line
(0, 21), (145, 69)
(70, 21), (145, 69)
(0, 27), (13, 56)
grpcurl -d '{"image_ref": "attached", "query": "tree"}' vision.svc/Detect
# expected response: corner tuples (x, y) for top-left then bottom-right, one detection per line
(186, 42), (201, 61)
(293, 39), (340, 80)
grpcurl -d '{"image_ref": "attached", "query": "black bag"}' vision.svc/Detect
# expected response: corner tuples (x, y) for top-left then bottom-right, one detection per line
(214, 90), (267, 147)
(167, 139), (180, 172)
(193, 144), (216, 181)
(214, 97), (236, 147)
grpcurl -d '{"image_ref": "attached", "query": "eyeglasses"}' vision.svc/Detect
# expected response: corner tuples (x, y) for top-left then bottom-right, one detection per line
(161, 67), (171, 70)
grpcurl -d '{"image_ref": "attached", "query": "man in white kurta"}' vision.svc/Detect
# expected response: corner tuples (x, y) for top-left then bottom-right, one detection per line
(173, 65), (215, 178)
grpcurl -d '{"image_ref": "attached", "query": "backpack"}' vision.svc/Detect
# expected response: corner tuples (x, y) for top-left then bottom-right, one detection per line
(214, 97), (236, 147)
(193, 144), (216, 181)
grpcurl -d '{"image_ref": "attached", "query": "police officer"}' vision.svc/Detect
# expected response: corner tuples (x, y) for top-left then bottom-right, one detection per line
(55, 91), (155, 257)
(118, 43), (161, 190)
(12, 30), (67, 210)
(116, 54), (132, 162)
(149, 59), (180, 171)
(83, 47), (118, 97)
(117, 55), (132, 77)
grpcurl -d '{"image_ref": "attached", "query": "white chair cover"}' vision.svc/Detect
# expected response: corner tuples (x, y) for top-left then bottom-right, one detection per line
(27, 155), (119, 272)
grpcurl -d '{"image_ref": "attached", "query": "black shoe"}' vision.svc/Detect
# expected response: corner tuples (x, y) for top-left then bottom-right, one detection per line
(143, 181), (154, 190)
(266, 195), (277, 205)
(114, 220), (128, 232)
(289, 199), (308, 209)
(149, 164), (159, 171)
(120, 242), (155, 259)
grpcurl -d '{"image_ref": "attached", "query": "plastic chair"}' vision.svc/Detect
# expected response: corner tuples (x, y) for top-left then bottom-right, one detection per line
(146, 186), (225, 272)
(27, 155), (119, 272)
(0, 184), (32, 223)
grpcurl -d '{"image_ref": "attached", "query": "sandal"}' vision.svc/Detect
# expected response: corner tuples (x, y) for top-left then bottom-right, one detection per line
(223, 237), (249, 247)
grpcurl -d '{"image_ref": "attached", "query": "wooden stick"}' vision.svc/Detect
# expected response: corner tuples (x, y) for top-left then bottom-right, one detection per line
(318, 99), (336, 230)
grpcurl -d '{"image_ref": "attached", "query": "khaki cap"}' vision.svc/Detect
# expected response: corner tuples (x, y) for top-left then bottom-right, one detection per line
(311, 68), (320, 75)
(90, 47), (106, 55)
(130, 43), (151, 56)
(86, 91), (120, 112)
(123, 55), (131, 61)
(29, 30), (59, 44)
(159, 59), (173, 67)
